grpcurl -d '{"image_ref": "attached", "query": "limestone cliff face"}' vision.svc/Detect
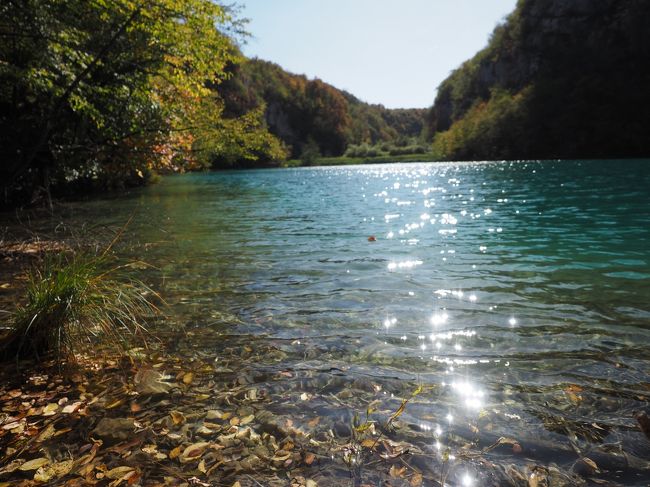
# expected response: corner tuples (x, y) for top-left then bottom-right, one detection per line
(428, 0), (650, 159)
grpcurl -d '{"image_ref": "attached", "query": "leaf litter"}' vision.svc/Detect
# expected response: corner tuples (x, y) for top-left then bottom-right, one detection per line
(1, 328), (650, 486)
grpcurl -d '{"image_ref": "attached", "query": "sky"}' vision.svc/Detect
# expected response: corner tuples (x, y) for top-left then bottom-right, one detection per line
(239, 0), (518, 109)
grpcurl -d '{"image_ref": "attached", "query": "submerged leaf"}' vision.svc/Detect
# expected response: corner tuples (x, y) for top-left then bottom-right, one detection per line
(33, 460), (73, 482)
(389, 465), (407, 478)
(105, 466), (135, 479)
(19, 458), (50, 471)
(170, 410), (186, 425)
(179, 442), (210, 463)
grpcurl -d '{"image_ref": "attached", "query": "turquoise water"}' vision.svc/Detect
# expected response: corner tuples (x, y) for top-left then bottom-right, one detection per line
(12, 160), (650, 484)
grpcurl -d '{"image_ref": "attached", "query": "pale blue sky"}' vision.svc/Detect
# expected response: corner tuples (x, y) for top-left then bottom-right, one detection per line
(239, 0), (518, 109)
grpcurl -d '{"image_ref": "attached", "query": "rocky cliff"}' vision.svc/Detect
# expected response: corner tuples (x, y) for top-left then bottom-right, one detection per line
(428, 0), (650, 160)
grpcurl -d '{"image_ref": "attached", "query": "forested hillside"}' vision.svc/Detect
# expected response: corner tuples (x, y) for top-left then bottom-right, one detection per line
(428, 0), (650, 160)
(0, 0), (428, 207)
(219, 59), (428, 161)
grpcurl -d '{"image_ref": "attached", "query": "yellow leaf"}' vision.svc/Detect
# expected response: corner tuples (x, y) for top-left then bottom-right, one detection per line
(42, 403), (58, 416)
(170, 410), (186, 425)
(20, 458), (50, 471)
(240, 414), (254, 425)
(33, 460), (73, 482)
(106, 399), (124, 409)
(182, 372), (194, 385)
(169, 446), (182, 459)
(105, 466), (135, 480)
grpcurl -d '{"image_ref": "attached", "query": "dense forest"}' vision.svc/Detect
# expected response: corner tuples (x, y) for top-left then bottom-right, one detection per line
(218, 58), (428, 163)
(0, 1), (427, 207)
(428, 0), (650, 161)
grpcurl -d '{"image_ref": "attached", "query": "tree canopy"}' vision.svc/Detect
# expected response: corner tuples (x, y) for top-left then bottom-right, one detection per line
(0, 0), (285, 207)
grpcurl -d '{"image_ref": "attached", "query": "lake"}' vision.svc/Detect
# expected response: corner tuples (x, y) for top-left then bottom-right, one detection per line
(10, 159), (650, 485)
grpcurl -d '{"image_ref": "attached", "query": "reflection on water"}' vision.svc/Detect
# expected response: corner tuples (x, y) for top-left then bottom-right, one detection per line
(6, 159), (650, 484)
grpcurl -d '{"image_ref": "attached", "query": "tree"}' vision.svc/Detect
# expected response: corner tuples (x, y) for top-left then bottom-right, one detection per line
(0, 0), (245, 206)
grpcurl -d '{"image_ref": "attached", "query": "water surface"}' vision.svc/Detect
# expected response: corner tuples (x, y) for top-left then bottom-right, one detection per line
(11, 160), (650, 484)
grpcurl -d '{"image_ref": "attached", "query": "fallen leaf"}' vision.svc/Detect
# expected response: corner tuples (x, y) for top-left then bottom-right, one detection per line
(105, 466), (135, 480)
(19, 458), (50, 471)
(566, 391), (582, 405)
(240, 414), (254, 425)
(183, 372), (194, 385)
(304, 453), (316, 465)
(179, 442), (210, 463)
(169, 446), (182, 460)
(33, 460), (73, 482)
(410, 473), (423, 487)
(0, 460), (25, 475)
(582, 457), (599, 472)
(62, 402), (82, 414)
(389, 465), (407, 478)
(273, 450), (291, 461)
(170, 411), (186, 425)
(106, 399), (124, 409)
(2, 421), (22, 430)
(42, 403), (58, 416)
(206, 410), (222, 420)
(565, 384), (584, 393)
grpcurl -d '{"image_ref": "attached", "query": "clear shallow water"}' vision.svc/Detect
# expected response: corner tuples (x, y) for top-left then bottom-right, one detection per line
(9, 160), (650, 484)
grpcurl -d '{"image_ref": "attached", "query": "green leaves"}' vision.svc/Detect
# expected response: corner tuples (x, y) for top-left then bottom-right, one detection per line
(0, 0), (264, 204)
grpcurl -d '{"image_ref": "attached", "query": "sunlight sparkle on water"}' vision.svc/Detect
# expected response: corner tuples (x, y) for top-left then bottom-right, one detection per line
(388, 260), (423, 270)
(430, 313), (449, 326)
(462, 473), (475, 486)
(451, 381), (485, 410)
(384, 317), (397, 329)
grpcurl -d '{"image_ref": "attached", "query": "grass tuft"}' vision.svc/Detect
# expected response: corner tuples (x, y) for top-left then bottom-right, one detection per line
(0, 250), (159, 363)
